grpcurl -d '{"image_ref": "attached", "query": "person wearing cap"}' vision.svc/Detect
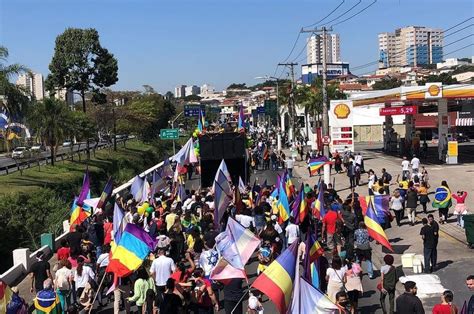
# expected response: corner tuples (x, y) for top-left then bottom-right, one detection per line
(395, 281), (424, 313)
(379, 254), (398, 314)
(29, 251), (52, 294)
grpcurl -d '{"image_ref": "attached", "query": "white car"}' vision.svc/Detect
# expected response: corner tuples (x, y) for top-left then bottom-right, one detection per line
(62, 141), (72, 147)
(11, 147), (31, 159)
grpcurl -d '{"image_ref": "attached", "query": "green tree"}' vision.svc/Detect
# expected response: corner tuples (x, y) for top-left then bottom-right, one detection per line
(28, 98), (72, 166)
(0, 46), (31, 119)
(420, 73), (458, 85)
(183, 94), (202, 101)
(227, 83), (247, 89)
(45, 28), (118, 158)
(372, 78), (402, 90)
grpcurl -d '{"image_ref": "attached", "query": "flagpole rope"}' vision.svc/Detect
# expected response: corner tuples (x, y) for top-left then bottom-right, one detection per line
(88, 270), (107, 314)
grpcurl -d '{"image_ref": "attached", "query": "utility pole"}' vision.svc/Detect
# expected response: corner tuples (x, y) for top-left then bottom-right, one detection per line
(277, 62), (298, 144)
(301, 26), (333, 184)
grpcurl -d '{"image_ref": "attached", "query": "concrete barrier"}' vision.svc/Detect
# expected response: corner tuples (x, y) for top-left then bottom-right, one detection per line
(0, 157), (169, 286)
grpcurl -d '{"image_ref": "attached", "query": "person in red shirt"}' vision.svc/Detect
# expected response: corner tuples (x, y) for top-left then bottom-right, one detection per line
(170, 252), (195, 284)
(322, 206), (341, 251)
(432, 290), (458, 314)
(56, 239), (70, 261)
(103, 217), (113, 245)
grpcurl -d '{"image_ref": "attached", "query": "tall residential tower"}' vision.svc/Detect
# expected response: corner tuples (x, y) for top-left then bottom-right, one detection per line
(306, 33), (341, 64)
(378, 26), (443, 68)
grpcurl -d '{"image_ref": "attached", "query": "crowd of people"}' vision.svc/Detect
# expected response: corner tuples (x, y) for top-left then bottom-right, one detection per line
(4, 128), (473, 314)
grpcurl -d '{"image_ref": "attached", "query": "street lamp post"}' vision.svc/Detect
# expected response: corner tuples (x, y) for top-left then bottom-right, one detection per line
(255, 75), (282, 151)
(169, 110), (184, 155)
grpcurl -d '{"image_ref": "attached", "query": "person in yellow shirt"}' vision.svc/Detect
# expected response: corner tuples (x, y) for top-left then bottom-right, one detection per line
(418, 182), (429, 214)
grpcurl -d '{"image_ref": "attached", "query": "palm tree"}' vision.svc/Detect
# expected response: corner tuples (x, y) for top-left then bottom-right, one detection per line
(28, 98), (72, 166)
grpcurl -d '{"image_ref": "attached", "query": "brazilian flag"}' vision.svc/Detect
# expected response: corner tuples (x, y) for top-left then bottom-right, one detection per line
(34, 290), (61, 314)
(432, 186), (452, 209)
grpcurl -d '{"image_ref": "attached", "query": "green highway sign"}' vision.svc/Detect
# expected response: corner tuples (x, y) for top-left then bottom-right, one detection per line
(160, 128), (179, 140)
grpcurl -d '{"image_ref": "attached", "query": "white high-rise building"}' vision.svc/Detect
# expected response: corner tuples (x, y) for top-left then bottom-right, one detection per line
(200, 84), (215, 96)
(16, 72), (44, 100)
(378, 26), (443, 68)
(306, 33), (341, 64)
(174, 85), (187, 98)
(185, 85), (201, 97)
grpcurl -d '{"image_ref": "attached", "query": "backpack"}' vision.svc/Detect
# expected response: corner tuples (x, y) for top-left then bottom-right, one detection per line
(383, 266), (398, 290)
(386, 173), (392, 182)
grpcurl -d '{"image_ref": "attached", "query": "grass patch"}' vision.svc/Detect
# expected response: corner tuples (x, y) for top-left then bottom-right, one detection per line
(0, 140), (159, 196)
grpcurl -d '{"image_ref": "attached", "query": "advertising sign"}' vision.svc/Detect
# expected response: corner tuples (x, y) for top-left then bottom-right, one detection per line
(379, 106), (417, 116)
(329, 100), (354, 153)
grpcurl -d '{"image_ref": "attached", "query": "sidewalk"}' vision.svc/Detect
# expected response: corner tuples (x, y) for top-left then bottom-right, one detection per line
(289, 147), (474, 312)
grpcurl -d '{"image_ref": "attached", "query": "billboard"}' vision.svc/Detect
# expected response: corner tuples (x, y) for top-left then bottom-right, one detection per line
(329, 100), (354, 153)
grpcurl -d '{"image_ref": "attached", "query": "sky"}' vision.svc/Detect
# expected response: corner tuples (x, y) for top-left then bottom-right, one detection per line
(1, 0), (473, 93)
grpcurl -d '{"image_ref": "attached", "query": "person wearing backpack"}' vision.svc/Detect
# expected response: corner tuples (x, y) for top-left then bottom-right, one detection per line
(379, 254), (398, 314)
(381, 169), (392, 194)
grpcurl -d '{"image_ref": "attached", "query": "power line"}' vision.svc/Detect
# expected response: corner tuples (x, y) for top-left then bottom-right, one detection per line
(303, 0), (346, 28)
(320, 0), (362, 27)
(330, 0), (377, 27)
(445, 24), (473, 38)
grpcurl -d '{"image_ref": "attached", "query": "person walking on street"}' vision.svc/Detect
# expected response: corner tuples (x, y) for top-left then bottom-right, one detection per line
(406, 182), (419, 226)
(367, 169), (376, 196)
(29, 251), (52, 294)
(411, 155), (420, 174)
(432, 290), (458, 314)
(433, 181), (452, 224)
(390, 190), (404, 227)
(418, 182), (430, 214)
(452, 191), (468, 228)
(347, 161), (356, 189)
(354, 222), (374, 279)
(465, 275), (474, 314)
(420, 218), (437, 273)
(395, 281), (425, 314)
(379, 254), (398, 314)
(285, 156), (295, 178)
(401, 156), (410, 179)
(381, 168), (392, 195)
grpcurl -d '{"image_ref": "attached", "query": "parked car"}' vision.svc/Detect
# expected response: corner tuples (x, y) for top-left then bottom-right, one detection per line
(456, 134), (470, 143)
(11, 147), (31, 159)
(62, 141), (73, 147)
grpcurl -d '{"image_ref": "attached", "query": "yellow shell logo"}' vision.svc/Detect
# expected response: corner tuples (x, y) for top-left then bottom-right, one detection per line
(334, 103), (351, 119)
(428, 85), (440, 97)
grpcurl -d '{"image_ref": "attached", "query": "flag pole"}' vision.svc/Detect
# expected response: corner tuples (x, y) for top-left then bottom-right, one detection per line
(88, 271), (107, 314)
(231, 287), (250, 314)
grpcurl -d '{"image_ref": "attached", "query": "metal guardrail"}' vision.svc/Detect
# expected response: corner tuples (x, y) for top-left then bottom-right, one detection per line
(0, 140), (126, 175)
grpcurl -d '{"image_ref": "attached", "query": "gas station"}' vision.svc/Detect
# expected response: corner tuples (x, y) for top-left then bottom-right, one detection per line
(329, 83), (474, 164)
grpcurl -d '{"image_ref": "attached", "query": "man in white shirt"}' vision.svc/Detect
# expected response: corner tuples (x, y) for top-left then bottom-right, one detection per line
(285, 157), (295, 178)
(410, 155), (420, 173)
(401, 156), (410, 179)
(150, 248), (176, 304)
(285, 218), (300, 246)
(354, 153), (363, 167)
(235, 212), (254, 228)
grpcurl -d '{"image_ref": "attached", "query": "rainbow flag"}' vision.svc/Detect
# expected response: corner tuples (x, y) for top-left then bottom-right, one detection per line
(312, 185), (326, 219)
(97, 177), (114, 210)
(0, 281), (12, 313)
(359, 195), (390, 216)
(238, 104), (245, 131)
(252, 241), (299, 314)
(308, 157), (328, 176)
(364, 200), (393, 252)
(432, 186), (452, 209)
(70, 197), (91, 230)
(107, 223), (157, 277)
(34, 289), (62, 314)
(198, 108), (205, 133)
(307, 233), (324, 264)
(284, 172), (295, 199)
(277, 179), (290, 224)
(291, 184), (307, 223)
(76, 170), (90, 207)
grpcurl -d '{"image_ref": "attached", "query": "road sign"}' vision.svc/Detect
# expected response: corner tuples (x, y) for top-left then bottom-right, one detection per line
(184, 104), (205, 117)
(322, 135), (331, 145)
(264, 100), (277, 119)
(160, 129), (179, 140)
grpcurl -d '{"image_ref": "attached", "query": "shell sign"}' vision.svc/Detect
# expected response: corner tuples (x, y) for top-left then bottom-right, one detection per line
(425, 83), (442, 99)
(333, 103), (351, 119)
